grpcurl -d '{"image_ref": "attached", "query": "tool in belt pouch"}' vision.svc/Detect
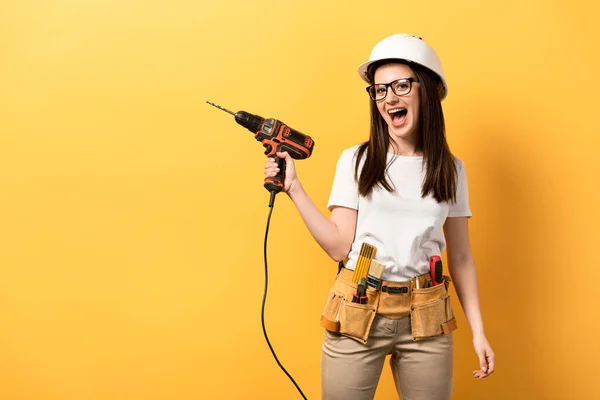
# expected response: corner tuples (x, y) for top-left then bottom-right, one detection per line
(320, 243), (379, 344)
(410, 272), (458, 341)
(320, 248), (458, 343)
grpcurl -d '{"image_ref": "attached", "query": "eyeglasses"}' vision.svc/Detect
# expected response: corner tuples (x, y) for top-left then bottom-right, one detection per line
(366, 77), (420, 101)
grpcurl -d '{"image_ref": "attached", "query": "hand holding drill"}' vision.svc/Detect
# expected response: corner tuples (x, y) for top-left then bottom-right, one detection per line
(264, 152), (298, 195)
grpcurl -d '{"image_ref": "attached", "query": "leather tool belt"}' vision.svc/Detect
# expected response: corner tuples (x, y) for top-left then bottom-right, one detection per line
(320, 267), (458, 344)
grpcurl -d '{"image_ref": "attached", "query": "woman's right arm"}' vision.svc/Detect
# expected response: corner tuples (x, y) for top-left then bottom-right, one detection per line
(265, 152), (357, 262)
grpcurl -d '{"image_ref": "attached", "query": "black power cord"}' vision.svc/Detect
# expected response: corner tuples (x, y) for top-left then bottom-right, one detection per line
(262, 192), (308, 399)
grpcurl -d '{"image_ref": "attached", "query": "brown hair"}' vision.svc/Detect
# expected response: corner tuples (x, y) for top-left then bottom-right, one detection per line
(354, 60), (458, 203)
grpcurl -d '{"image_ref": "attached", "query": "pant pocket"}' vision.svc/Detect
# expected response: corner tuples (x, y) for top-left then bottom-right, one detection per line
(320, 288), (344, 333)
(410, 295), (457, 341)
(338, 299), (377, 344)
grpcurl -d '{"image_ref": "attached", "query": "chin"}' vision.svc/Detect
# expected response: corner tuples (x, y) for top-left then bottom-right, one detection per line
(389, 126), (416, 140)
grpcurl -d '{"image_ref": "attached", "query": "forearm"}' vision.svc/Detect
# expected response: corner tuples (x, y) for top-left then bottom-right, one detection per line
(448, 256), (485, 337)
(287, 181), (351, 261)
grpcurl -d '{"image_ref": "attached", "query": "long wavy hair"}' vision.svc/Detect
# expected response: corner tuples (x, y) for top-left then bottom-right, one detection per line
(354, 60), (458, 203)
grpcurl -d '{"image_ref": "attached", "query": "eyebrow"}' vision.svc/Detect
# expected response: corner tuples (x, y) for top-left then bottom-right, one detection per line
(374, 77), (416, 84)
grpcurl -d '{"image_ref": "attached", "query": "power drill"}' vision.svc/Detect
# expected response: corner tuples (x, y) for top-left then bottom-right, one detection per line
(207, 100), (313, 398)
(206, 101), (315, 204)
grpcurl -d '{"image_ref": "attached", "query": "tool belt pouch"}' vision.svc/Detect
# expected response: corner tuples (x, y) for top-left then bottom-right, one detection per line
(320, 274), (377, 344)
(410, 275), (458, 341)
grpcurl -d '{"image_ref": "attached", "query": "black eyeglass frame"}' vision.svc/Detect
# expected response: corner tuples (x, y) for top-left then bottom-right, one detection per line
(365, 77), (420, 101)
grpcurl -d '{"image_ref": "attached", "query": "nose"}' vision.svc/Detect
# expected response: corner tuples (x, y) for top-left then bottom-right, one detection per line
(385, 86), (399, 104)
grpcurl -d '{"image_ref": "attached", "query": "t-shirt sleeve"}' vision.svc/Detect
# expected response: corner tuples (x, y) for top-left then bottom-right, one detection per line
(326, 149), (359, 211)
(448, 159), (472, 218)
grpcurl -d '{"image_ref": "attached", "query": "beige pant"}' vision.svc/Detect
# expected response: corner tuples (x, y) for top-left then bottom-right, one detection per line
(321, 314), (454, 400)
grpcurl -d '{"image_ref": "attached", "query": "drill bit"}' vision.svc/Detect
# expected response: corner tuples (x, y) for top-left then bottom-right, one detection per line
(206, 100), (262, 134)
(206, 100), (236, 116)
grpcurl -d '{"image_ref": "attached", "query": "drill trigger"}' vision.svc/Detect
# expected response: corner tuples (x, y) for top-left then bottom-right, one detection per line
(263, 143), (272, 155)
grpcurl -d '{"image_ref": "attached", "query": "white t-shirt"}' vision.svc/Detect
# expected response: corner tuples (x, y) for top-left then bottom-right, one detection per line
(326, 145), (472, 282)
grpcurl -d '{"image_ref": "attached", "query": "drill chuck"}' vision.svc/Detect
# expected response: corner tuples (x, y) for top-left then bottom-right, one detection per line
(234, 111), (262, 133)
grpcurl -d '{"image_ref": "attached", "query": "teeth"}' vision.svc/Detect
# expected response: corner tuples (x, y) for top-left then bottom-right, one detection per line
(388, 108), (406, 114)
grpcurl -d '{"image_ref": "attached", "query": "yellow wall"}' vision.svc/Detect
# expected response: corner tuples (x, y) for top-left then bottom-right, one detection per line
(1, 0), (598, 399)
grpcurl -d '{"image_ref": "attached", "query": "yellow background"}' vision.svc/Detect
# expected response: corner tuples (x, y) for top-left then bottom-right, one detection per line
(1, 0), (599, 399)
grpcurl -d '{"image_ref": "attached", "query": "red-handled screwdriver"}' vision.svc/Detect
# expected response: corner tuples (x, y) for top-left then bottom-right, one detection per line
(430, 256), (443, 286)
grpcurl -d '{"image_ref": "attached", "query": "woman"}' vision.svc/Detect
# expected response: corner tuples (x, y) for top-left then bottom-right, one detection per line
(264, 33), (495, 400)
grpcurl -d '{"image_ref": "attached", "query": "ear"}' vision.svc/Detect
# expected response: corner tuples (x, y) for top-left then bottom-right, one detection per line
(437, 83), (446, 99)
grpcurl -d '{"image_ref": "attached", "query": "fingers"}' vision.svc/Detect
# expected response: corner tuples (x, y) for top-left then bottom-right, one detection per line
(472, 367), (488, 379)
(486, 353), (496, 375)
(472, 352), (495, 379)
(472, 369), (492, 379)
(479, 355), (487, 374)
(477, 350), (486, 371)
(264, 157), (280, 178)
(264, 157), (278, 168)
(472, 369), (487, 379)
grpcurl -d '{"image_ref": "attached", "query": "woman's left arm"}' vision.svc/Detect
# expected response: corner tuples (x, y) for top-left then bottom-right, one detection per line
(443, 216), (495, 379)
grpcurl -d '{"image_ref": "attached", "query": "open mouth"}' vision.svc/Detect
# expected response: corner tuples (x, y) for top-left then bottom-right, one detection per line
(388, 108), (408, 126)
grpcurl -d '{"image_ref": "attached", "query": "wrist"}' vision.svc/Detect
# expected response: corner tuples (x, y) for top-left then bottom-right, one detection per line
(287, 180), (303, 199)
(472, 328), (486, 339)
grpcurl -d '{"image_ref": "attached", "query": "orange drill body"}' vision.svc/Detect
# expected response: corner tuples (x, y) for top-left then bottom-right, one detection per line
(251, 116), (314, 193)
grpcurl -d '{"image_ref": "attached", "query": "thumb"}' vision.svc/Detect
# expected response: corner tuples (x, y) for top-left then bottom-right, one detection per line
(276, 151), (291, 160)
(478, 351), (488, 373)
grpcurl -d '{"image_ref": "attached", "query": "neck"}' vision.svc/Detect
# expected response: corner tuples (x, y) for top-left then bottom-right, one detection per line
(388, 135), (422, 156)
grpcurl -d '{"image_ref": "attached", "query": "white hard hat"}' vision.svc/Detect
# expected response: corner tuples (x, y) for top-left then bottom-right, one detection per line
(357, 34), (448, 100)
